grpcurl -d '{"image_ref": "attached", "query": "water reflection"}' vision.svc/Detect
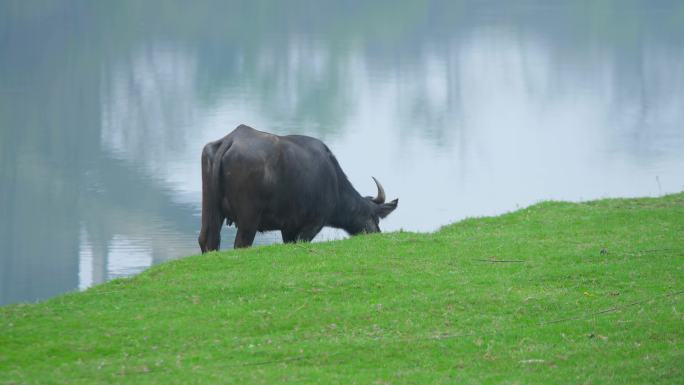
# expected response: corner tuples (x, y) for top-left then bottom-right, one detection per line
(1, 1), (683, 305)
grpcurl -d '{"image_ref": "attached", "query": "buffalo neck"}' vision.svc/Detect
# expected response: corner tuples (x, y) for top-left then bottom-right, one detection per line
(328, 180), (373, 235)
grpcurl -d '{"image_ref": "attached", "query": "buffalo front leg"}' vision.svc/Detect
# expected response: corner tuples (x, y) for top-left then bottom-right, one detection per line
(234, 226), (257, 248)
(296, 224), (324, 243)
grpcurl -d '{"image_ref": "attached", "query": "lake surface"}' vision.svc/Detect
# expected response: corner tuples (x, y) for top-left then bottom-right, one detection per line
(1, 1), (683, 305)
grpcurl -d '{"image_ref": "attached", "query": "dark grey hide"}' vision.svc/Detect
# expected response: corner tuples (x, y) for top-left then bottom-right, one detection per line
(198, 124), (398, 251)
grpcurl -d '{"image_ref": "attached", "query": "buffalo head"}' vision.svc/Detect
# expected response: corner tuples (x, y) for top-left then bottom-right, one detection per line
(357, 177), (398, 234)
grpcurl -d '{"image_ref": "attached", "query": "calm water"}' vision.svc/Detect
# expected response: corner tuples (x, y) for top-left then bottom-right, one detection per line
(1, 1), (683, 305)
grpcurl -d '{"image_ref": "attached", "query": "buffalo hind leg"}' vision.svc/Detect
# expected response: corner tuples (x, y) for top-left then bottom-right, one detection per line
(199, 212), (224, 253)
(234, 226), (257, 248)
(281, 229), (298, 244)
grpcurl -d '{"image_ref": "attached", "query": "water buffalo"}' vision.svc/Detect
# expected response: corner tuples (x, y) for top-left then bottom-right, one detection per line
(198, 124), (398, 251)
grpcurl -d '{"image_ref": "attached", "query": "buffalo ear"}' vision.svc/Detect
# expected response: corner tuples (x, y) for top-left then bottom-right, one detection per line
(376, 198), (398, 219)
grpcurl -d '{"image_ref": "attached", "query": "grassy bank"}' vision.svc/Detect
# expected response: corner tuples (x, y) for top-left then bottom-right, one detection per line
(1, 193), (683, 384)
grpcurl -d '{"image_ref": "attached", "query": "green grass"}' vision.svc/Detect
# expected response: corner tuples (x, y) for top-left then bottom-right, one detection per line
(2, 193), (684, 384)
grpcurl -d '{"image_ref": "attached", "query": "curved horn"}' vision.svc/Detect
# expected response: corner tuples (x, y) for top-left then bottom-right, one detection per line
(371, 177), (386, 204)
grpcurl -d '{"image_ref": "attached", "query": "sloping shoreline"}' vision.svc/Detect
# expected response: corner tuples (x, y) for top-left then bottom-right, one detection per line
(2, 193), (683, 384)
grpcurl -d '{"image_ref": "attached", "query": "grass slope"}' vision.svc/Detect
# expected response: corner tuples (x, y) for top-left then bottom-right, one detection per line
(1, 193), (683, 384)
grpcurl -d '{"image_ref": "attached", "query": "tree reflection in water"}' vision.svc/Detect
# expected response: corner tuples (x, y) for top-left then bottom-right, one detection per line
(1, 0), (683, 305)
